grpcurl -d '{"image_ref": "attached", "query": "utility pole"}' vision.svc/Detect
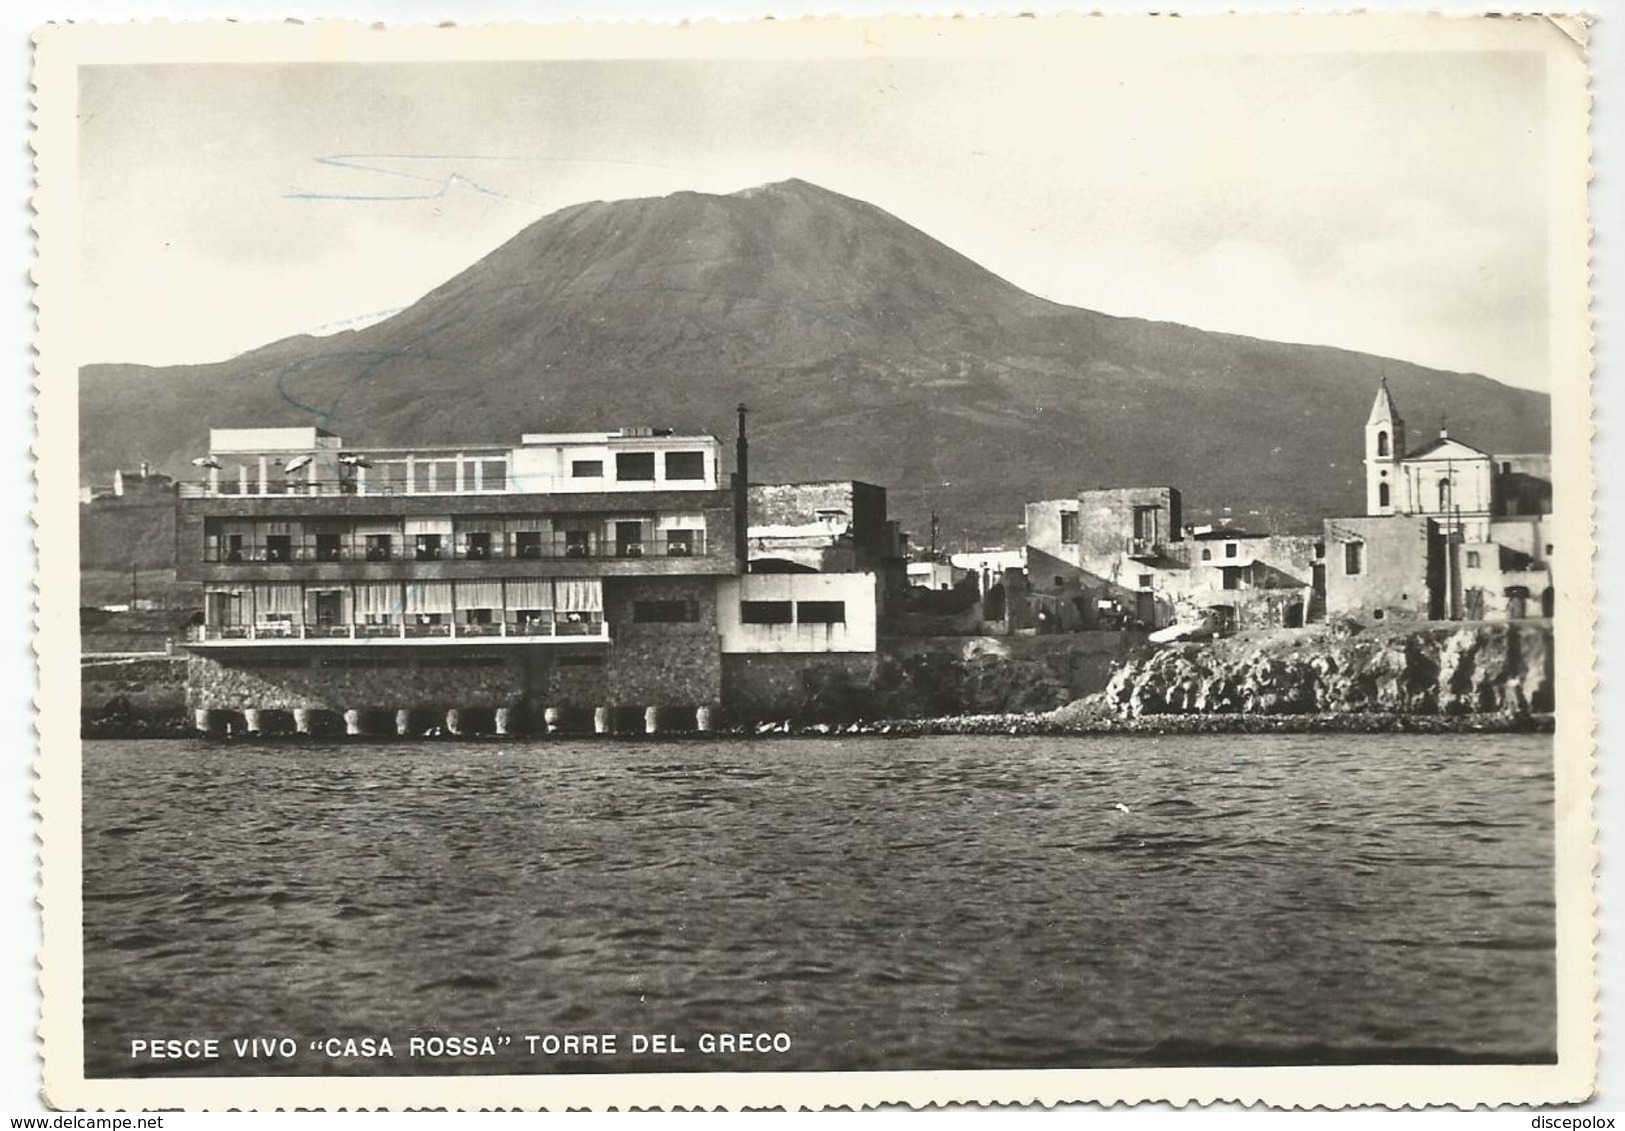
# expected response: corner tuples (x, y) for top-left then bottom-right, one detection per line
(130, 562), (138, 609)
(929, 509), (939, 559)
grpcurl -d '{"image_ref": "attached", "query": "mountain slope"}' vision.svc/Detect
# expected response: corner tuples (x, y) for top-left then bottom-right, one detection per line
(79, 179), (1551, 542)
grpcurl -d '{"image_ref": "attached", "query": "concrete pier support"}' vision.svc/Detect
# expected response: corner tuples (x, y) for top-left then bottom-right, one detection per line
(544, 707), (564, 735)
(445, 708), (464, 736)
(594, 707), (612, 736)
(695, 706), (715, 734)
(292, 708), (313, 736)
(395, 709), (413, 737)
(193, 709), (219, 736)
(494, 707), (512, 736)
(645, 706), (661, 735)
(343, 709), (363, 737)
(242, 709), (264, 735)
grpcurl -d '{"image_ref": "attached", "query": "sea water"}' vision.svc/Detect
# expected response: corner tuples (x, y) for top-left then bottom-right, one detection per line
(82, 733), (1556, 1077)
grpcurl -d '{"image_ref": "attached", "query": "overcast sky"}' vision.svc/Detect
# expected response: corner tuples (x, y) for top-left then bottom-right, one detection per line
(78, 40), (1553, 390)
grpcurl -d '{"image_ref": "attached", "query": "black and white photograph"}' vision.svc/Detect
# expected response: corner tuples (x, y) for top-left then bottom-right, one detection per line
(32, 14), (1595, 1109)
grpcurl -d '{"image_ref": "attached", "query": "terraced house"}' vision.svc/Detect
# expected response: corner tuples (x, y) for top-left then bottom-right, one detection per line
(177, 421), (771, 736)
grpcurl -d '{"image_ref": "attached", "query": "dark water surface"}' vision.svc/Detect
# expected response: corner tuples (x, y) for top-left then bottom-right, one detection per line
(82, 734), (1555, 1077)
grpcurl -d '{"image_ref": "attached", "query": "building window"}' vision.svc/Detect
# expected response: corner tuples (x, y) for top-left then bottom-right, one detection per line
(798, 600), (846, 624)
(1438, 478), (1451, 511)
(1344, 542), (1364, 575)
(1502, 462), (1512, 475)
(1378, 482), (1390, 507)
(1137, 574), (1153, 589)
(632, 599), (699, 623)
(264, 534), (291, 563)
(1059, 512), (1079, 544)
(1132, 506), (1159, 542)
(515, 531), (544, 560)
(1376, 430), (1389, 457)
(571, 460), (602, 479)
(1222, 568), (1240, 591)
(414, 534), (443, 561)
(616, 452), (656, 481)
(1545, 544), (1554, 556)
(464, 531), (492, 560)
(664, 451), (706, 481)
(1466, 551), (1481, 569)
(1225, 543), (1238, 559)
(315, 533), (342, 562)
(740, 600), (793, 625)
(614, 521), (645, 557)
(563, 530), (592, 558)
(1373, 608), (1386, 621)
(1200, 548), (1212, 562)
(665, 529), (697, 557)
(364, 534), (393, 562)
(1314, 542), (1325, 559)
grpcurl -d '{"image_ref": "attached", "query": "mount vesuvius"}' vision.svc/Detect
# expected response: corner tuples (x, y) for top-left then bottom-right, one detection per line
(79, 179), (1550, 543)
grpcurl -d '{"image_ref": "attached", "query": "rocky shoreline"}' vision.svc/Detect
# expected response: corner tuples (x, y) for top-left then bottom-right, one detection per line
(81, 619), (1557, 742)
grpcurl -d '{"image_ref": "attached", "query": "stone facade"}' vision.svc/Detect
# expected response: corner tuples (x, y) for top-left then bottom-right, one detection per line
(186, 651), (528, 713)
(721, 652), (880, 721)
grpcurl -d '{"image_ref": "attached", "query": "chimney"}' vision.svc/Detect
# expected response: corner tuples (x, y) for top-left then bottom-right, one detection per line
(733, 403), (749, 570)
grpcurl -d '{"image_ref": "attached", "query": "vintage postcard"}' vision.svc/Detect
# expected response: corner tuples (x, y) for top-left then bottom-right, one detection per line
(32, 15), (1597, 1109)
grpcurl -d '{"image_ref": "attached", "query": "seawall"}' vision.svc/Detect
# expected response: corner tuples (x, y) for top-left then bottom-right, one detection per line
(78, 621), (1555, 737)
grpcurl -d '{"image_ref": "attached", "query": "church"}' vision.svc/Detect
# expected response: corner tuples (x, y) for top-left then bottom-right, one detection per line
(1323, 381), (1554, 622)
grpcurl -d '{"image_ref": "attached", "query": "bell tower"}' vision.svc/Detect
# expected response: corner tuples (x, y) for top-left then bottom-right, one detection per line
(1365, 379), (1405, 515)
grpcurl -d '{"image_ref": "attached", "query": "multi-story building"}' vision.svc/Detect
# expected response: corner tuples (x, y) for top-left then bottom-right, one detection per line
(178, 424), (747, 735)
(177, 418), (888, 735)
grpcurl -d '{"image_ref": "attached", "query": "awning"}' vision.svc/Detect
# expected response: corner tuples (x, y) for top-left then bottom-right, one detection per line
(657, 513), (705, 530)
(556, 578), (603, 613)
(352, 519), (401, 537)
(504, 579), (554, 610)
(455, 580), (505, 610)
(404, 580), (454, 615)
(353, 582), (403, 617)
(404, 517), (454, 536)
(253, 583), (302, 617)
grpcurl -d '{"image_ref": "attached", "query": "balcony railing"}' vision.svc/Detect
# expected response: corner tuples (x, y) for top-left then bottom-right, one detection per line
(191, 618), (608, 644)
(1126, 537), (1163, 560)
(203, 533), (707, 565)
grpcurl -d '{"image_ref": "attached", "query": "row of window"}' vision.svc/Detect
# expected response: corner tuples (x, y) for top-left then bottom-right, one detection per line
(739, 600), (847, 626)
(568, 451), (706, 482)
(1055, 506), (1163, 546)
(200, 580), (723, 634)
(203, 517), (706, 563)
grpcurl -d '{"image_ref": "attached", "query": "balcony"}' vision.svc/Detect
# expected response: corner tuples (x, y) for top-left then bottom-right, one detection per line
(1126, 537), (1163, 560)
(190, 618), (609, 647)
(204, 533), (708, 565)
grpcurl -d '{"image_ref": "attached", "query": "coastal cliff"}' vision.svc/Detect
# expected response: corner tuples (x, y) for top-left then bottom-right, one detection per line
(1088, 620), (1553, 720)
